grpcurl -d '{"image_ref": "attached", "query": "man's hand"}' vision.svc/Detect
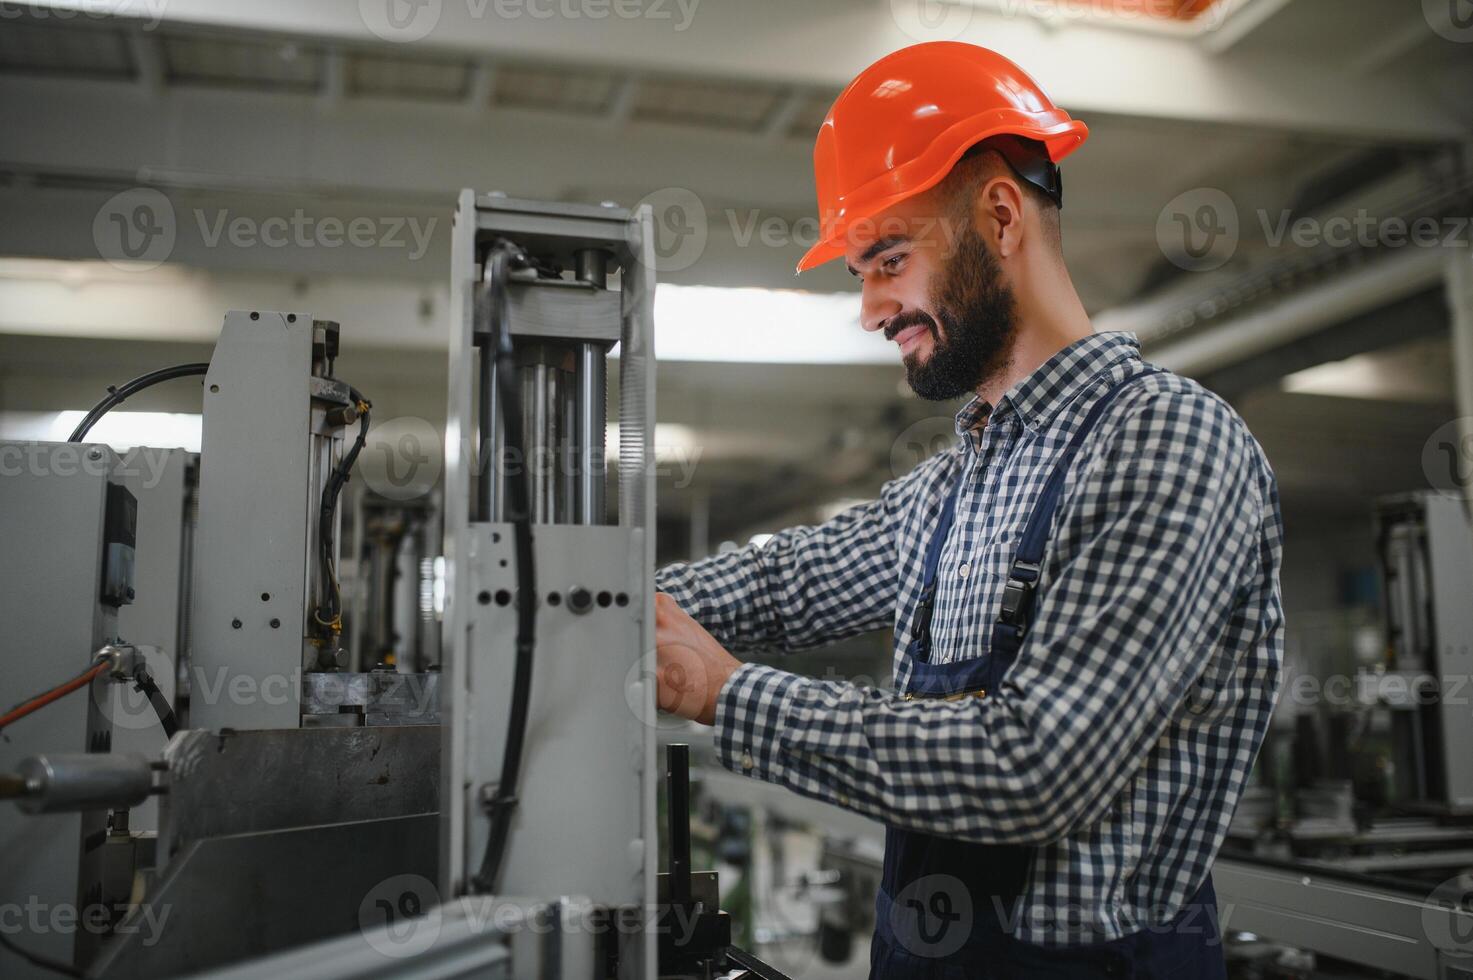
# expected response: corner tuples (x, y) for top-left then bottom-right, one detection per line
(655, 592), (741, 726)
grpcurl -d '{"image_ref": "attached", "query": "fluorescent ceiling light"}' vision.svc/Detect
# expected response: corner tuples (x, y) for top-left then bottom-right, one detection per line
(955, 0), (1250, 36)
(1280, 351), (1451, 404)
(653, 286), (885, 365)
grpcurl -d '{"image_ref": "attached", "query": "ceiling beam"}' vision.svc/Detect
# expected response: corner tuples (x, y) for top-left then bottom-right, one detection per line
(15, 0), (1465, 142)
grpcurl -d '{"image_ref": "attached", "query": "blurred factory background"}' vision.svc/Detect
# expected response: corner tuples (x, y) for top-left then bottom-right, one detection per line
(2, 1), (1473, 978)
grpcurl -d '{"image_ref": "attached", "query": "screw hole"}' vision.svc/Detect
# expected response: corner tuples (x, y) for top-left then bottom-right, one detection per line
(494, 589), (512, 607)
(250, 311), (259, 320)
(287, 313), (296, 322)
(547, 592), (561, 606)
(231, 618), (242, 629)
(260, 592), (270, 602)
(491, 532), (501, 543)
(270, 618), (280, 629)
(477, 590), (492, 606)
(615, 592), (629, 607)
(209, 384), (220, 393)
(597, 591), (612, 608)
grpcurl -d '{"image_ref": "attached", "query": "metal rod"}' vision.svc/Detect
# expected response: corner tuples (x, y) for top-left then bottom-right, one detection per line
(577, 344), (606, 525)
(572, 249), (611, 527)
(476, 342), (494, 522)
(560, 366), (577, 523)
(667, 743), (692, 907)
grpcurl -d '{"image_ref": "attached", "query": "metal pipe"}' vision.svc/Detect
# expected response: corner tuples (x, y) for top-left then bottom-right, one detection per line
(577, 345), (606, 524)
(13, 753), (153, 815)
(522, 360), (558, 523)
(560, 366), (578, 522)
(572, 249), (611, 527)
(476, 342), (495, 522)
(1116, 247), (1447, 376)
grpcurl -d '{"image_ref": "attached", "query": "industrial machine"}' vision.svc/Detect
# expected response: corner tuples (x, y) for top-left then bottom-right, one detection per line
(0, 193), (781, 980)
(1189, 491), (1473, 978)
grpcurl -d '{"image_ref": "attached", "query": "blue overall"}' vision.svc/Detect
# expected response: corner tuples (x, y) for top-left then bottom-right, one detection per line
(869, 372), (1228, 979)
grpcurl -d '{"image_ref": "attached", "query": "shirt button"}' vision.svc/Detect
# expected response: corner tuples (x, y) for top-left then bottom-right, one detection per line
(959, 562), (970, 578)
(741, 752), (754, 771)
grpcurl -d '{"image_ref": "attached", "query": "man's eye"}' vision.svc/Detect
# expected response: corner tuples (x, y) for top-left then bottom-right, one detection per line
(883, 253), (906, 270)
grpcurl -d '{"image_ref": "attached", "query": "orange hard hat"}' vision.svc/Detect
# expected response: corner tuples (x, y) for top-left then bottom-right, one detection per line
(797, 42), (1089, 272)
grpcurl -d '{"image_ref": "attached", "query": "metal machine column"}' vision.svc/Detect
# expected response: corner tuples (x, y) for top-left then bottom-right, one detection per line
(441, 193), (657, 979)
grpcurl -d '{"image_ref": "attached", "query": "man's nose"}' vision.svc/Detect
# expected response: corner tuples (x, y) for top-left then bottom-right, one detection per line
(860, 286), (901, 335)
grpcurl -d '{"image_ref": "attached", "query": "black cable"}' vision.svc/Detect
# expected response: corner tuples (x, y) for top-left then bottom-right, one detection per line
(67, 363), (210, 443)
(0, 931), (84, 978)
(472, 243), (538, 895)
(133, 667), (179, 738)
(312, 391), (371, 639)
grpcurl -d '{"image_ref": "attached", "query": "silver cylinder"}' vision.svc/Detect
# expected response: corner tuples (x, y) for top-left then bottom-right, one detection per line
(16, 753), (152, 815)
(574, 249), (609, 287)
(560, 368), (578, 522)
(520, 359), (559, 523)
(577, 345), (607, 524)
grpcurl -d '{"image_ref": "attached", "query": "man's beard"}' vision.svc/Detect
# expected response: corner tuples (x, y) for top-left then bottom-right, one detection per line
(888, 225), (1018, 402)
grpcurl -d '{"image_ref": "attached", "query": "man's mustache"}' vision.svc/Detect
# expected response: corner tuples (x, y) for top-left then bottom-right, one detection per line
(884, 311), (938, 342)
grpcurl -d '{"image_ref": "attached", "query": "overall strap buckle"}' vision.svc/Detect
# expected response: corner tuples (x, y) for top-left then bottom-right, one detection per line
(997, 560), (1039, 628)
(911, 584), (937, 649)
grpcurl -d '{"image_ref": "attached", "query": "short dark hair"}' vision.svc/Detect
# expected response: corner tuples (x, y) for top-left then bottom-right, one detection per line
(943, 138), (1062, 251)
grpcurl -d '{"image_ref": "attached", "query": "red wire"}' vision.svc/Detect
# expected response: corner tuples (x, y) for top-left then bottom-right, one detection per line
(0, 662), (108, 731)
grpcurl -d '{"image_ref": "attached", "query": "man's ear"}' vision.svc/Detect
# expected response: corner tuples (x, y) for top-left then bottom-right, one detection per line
(976, 175), (1027, 259)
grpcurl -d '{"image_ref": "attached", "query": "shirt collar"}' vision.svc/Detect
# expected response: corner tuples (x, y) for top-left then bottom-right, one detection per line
(953, 331), (1142, 441)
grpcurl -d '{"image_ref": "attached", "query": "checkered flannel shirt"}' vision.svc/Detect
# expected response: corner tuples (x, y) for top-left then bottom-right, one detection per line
(655, 331), (1284, 944)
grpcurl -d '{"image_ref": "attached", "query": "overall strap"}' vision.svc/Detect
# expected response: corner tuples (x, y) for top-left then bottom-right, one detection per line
(909, 472), (965, 663)
(991, 368), (1160, 662)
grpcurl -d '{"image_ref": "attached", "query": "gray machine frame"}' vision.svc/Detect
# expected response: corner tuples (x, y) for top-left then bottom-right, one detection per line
(440, 192), (659, 978)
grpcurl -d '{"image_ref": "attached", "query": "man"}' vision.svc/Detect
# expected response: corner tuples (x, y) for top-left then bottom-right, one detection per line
(654, 42), (1282, 979)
